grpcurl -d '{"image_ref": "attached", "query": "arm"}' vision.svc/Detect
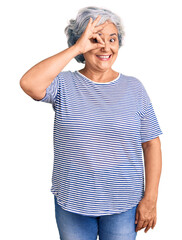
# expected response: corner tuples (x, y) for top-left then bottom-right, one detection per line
(142, 136), (162, 202)
(19, 16), (108, 100)
(19, 45), (80, 100)
(135, 136), (162, 233)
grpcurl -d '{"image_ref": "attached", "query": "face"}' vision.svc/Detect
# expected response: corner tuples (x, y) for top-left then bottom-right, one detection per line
(83, 22), (119, 72)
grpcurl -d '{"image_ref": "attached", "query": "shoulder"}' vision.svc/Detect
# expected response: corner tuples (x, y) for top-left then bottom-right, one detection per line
(55, 71), (77, 86)
(121, 73), (144, 90)
(57, 70), (74, 79)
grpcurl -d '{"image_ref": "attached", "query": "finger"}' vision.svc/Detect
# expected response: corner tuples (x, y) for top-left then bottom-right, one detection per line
(91, 41), (105, 50)
(144, 219), (153, 233)
(136, 220), (144, 232)
(142, 220), (148, 229)
(94, 21), (109, 33)
(88, 17), (93, 26)
(144, 224), (151, 233)
(84, 17), (93, 32)
(152, 217), (157, 229)
(90, 36), (105, 50)
(94, 43), (106, 49)
(92, 15), (102, 27)
(135, 210), (139, 224)
(92, 34), (105, 45)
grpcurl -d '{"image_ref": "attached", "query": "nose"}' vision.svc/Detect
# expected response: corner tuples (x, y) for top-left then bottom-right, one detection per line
(101, 40), (110, 52)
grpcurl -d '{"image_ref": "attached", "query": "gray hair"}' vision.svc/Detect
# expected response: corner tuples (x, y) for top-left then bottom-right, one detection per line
(64, 6), (125, 63)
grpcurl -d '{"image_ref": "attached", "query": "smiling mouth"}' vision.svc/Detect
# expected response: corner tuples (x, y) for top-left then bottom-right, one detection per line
(96, 55), (112, 61)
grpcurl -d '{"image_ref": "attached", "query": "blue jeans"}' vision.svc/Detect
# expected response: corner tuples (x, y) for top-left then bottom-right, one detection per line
(54, 196), (138, 240)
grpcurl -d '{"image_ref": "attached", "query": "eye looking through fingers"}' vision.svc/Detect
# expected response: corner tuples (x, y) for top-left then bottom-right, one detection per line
(91, 33), (105, 45)
(91, 18), (109, 45)
(92, 37), (104, 45)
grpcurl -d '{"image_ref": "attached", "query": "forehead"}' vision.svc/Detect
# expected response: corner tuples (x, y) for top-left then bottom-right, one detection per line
(98, 22), (118, 35)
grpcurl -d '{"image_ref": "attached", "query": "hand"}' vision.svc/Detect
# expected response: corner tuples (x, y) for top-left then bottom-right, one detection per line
(74, 15), (109, 54)
(135, 197), (157, 233)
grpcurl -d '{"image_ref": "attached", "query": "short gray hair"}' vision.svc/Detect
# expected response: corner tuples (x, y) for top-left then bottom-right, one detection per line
(64, 6), (125, 63)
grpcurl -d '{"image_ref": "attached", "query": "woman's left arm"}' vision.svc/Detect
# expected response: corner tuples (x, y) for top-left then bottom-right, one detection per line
(135, 136), (162, 233)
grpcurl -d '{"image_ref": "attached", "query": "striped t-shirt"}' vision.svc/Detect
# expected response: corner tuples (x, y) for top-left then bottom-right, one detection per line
(34, 70), (163, 216)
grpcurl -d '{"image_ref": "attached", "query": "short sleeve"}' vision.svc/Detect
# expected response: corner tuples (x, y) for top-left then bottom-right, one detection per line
(33, 74), (59, 107)
(139, 82), (163, 143)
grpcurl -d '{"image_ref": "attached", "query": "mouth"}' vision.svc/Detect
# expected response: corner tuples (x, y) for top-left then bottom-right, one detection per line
(96, 54), (112, 61)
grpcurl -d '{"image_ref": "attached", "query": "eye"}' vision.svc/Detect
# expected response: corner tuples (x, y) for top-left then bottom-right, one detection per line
(93, 38), (98, 43)
(110, 38), (116, 42)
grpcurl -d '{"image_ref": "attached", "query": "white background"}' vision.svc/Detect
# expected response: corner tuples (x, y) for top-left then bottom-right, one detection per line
(1, 0), (181, 239)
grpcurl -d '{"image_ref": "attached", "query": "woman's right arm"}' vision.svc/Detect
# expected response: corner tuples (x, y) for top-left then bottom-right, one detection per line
(20, 16), (108, 100)
(19, 45), (81, 100)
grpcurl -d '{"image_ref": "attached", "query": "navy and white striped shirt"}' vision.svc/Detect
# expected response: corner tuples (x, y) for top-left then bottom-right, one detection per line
(34, 70), (163, 216)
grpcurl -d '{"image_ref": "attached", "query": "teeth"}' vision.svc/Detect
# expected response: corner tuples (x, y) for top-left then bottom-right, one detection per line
(97, 55), (110, 59)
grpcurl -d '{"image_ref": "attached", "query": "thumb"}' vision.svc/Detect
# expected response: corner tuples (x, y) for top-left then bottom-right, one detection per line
(96, 43), (105, 49)
(135, 210), (139, 224)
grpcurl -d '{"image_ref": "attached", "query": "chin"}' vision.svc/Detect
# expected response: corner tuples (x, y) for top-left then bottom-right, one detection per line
(96, 61), (116, 70)
(97, 65), (112, 71)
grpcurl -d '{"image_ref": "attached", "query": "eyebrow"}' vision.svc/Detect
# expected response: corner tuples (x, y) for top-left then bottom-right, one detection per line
(98, 33), (117, 36)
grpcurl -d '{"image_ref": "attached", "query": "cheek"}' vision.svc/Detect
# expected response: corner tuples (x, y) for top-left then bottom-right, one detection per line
(112, 48), (119, 56)
(115, 44), (119, 52)
(83, 52), (95, 61)
(111, 44), (119, 54)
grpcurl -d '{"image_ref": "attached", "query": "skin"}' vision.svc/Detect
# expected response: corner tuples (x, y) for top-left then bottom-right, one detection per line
(135, 137), (162, 233)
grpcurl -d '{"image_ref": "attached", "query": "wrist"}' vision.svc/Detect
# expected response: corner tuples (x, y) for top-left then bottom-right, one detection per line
(144, 190), (158, 203)
(72, 43), (83, 56)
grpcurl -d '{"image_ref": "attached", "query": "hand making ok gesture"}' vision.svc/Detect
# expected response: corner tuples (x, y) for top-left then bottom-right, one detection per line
(75, 15), (109, 54)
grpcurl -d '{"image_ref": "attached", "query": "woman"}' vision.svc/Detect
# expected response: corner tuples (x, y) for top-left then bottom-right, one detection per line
(20, 6), (163, 240)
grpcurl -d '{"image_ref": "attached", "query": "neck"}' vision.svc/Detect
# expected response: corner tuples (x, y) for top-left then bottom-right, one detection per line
(79, 66), (118, 83)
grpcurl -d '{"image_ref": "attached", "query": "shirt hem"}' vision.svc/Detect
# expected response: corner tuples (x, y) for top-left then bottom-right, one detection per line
(51, 188), (143, 217)
(141, 131), (163, 143)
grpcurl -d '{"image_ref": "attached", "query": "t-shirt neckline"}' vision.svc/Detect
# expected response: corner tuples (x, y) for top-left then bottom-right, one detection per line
(75, 70), (121, 85)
